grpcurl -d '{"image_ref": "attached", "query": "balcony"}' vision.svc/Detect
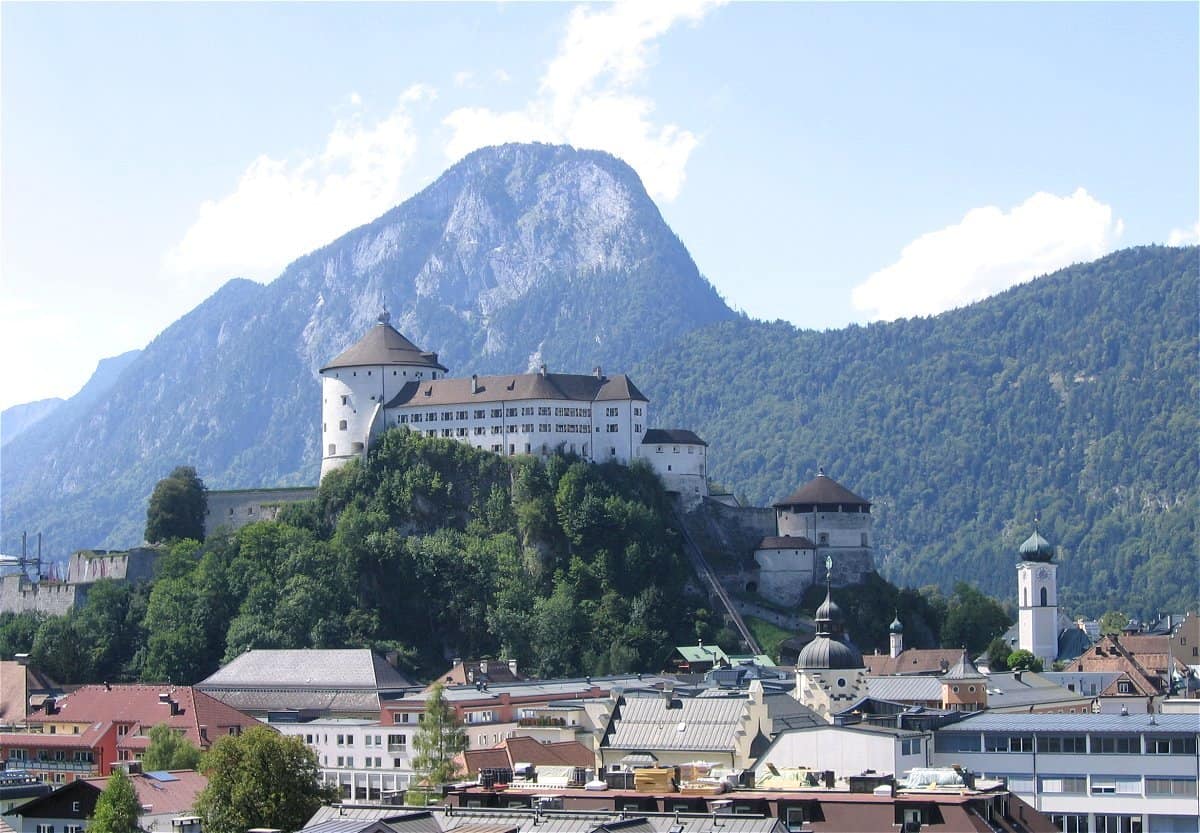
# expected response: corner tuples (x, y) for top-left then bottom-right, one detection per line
(518, 716), (567, 728)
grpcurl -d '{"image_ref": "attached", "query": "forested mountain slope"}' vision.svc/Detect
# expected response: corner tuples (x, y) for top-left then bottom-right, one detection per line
(638, 246), (1197, 618)
(1, 143), (733, 555)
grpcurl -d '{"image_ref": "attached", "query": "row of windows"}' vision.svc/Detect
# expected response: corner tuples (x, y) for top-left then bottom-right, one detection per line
(331, 369), (437, 380)
(655, 446), (699, 454)
(940, 733), (1196, 755)
(35, 825), (83, 833)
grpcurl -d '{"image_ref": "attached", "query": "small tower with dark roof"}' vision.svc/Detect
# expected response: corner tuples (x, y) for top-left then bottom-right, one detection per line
(793, 556), (867, 721)
(1016, 520), (1059, 667)
(889, 612), (904, 659)
(754, 468), (875, 607)
(940, 648), (987, 712)
(319, 311), (448, 480)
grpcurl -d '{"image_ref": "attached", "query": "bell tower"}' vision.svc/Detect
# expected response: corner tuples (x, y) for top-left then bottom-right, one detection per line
(1016, 521), (1058, 667)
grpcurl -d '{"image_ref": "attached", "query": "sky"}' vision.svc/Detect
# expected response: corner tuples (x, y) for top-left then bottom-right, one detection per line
(2, 1), (1197, 412)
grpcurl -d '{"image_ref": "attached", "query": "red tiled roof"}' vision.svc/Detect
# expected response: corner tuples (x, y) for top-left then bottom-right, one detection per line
(82, 770), (207, 815)
(27, 685), (260, 749)
(864, 649), (962, 676)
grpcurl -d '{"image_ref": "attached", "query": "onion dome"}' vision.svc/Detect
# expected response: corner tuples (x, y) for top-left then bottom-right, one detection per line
(1018, 528), (1055, 563)
(889, 614), (904, 634)
(796, 634), (864, 671)
(815, 593), (844, 626)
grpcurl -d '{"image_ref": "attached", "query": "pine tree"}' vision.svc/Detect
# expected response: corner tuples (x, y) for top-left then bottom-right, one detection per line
(90, 768), (140, 833)
(411, 683), (467, 788)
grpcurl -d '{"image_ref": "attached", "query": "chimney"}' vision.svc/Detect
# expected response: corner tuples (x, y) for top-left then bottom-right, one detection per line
(1013, 670), (1022, 683)
(385, 650), (400, 668)
(823, 771), (835, 789)
(471, 374), (479, 394)
(593, 366), (603, 379)
(539, 364), (547, 377)
(508, 659), (518, 677)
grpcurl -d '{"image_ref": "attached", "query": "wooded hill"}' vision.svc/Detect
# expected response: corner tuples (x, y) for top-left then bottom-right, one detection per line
(639, 246), (1197, 619)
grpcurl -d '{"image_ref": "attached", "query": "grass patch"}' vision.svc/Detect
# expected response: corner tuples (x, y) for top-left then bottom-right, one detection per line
(744, 616), (796, 663)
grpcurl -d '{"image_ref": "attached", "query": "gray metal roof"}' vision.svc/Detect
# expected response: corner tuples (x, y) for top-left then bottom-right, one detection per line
(199, 649), (414, 689)
(200, 689), (384, 714)
(392, 675), (674, 705)
(306, 808), (785, 833)
(603, 695), (750, 751)
(866, 676), (942, 702)
(939, 712), (1200, 733)
(982, 671), (1088, 709)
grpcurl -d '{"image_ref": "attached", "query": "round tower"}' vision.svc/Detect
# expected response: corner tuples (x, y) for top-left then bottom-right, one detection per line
(1016, 522), (1059, 667)
(319, 310), (448, 480)
(771, 468), (873, 587)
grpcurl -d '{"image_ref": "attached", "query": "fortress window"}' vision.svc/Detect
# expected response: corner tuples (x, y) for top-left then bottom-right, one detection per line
(393, 371), (397, 375)
(323, 423), (326, 432)
(673, 446), (679, 453)
(491, 408), (503, 418)
(510, 444), (515, 455)
(657, 446), (663, 453)
(442, 411), (453, 420)
(341, 395), (349, 406)
(606, 407), (619, 417)
(339, 420), (348, 430)
(474, 409), (486, 419)
(367, 371), (371, 376)
(352, 443), (364, 453)
(399, 415), (408, 424)
(1040, 587), (1048, 606)
(818, 533), (829, 546)
(606, 424), (618, 432)
(426, 430), (435, 438)
(525, 443), (531, 454)
(507, 408), (518, 417)
(634, 407), (642, 416)
(687, 446), (692, 453)
(457, 410), (468, 420)
(861, 533), (869, 546)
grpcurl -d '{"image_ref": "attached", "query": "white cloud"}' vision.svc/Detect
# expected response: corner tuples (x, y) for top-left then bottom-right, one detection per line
(1167, 220), (1199, 246)
(851, 188), (1124, 321)
(453, 70), (475, 88)
(166, 85), (434, 285)
(443, 0), (722, 201)
(492, 68), (512, 84)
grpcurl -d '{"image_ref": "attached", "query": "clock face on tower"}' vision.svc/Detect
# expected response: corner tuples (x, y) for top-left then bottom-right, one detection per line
(1037, 568), (1049, 580)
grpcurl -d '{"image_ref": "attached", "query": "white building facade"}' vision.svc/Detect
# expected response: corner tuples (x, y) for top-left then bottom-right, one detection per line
(320, 315), (668, 483)
(274, 718), (415, 802)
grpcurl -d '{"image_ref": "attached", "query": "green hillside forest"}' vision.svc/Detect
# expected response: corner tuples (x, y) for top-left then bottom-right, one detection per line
(640, 246), (1198, 619)
(0, 432), (995, 685)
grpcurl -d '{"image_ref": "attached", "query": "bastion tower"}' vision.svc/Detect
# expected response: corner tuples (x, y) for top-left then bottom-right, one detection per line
(1016, 523), (1058, 667)
(771, 468), (874, 586)
(319, 311), (447, 480)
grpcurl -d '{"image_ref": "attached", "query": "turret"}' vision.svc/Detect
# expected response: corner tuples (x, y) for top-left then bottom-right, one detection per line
(1016, 519), (1059, 667)
(319, 310), (447, 480)
(889, 612), (904, 658)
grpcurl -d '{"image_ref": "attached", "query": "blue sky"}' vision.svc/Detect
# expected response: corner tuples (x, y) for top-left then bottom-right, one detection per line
(2, 1), (1197, 410)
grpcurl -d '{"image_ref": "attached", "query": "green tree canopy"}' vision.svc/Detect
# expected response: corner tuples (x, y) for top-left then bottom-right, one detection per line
(411, 683), (467, 787)
(1006, 648), (1045, 672)
(986, 637), (1012, 671)
(142, 723), (201, 771)
(145, 466), (207, 544)
(1099, 610), (1129, 635)
(90, 768), (140, 833)
(196, 726), (332, 833)
(940, 582), (1012, 656)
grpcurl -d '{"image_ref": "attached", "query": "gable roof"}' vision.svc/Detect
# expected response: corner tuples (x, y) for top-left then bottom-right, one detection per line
(602, 695), (751, 752)
(756, 535), (816, 551)
(1070, 635), (1165, 695)
(863, 649), (962, 676)
(13, 770), (206, 820)
(26, 685), (258, 749)
(385, 372), (648, 408)
(321, 322), (446, 373)
(641, 429), (706, 446)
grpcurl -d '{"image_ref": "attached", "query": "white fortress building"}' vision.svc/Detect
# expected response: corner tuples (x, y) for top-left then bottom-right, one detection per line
(320, 313), (707, 499)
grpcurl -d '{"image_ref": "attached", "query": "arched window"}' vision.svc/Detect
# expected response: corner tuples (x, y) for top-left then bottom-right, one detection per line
(1040, 587), (1048, 607)
(1023, 588), (1028, 606)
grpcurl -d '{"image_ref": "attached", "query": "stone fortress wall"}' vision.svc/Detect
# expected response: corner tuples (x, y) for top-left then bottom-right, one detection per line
(0, 547), (162, 616)
(204, 487), (318, 539)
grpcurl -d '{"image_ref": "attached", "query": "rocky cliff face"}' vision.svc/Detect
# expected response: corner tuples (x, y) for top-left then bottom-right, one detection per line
(1, 143), (734, 554)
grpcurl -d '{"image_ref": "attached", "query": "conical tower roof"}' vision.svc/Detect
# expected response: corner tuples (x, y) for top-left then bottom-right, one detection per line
(320, 312), (447, 373)
(941, 648), (986, 681)
(773, 467), (870, 509)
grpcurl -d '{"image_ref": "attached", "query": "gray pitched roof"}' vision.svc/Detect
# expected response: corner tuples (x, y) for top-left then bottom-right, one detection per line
(603, 695), (750, 751)
(866, 676), (943, 702)
(321, 322), (447, 373)
(199, 649), (414, 689)
(641, 429), (706, 446)
(756, 535), (816, 550)
(385, 372), (647, 408)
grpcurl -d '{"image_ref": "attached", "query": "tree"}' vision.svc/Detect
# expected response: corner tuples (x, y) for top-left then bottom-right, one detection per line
(1099, 610), (1129, 635)
(940, 582), (1012, 655)
(196, 726), (333, 833)
(411, 683), (467, 788)
(142, 723), (201, 771)
(986, 637), (1012, 671)
(145, 466), (207, 544)
(1006, 648), (1044, 672)
(90, 768), (140, 833)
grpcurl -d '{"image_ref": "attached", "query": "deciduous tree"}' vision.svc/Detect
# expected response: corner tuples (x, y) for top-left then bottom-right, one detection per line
(1005, 648), (1044, 672)
(142, 722), (201, 771)
(145, 466), (207, 544)
(196, 726), (332, 833)
(90, 768), (140, 833)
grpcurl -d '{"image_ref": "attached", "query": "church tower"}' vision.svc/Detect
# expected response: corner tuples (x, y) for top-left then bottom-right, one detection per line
(1016, 523), (1058, 667)
(794, 556), (867, 721)
(889, 613), (904, 658)
(319, 311), (447, 480)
